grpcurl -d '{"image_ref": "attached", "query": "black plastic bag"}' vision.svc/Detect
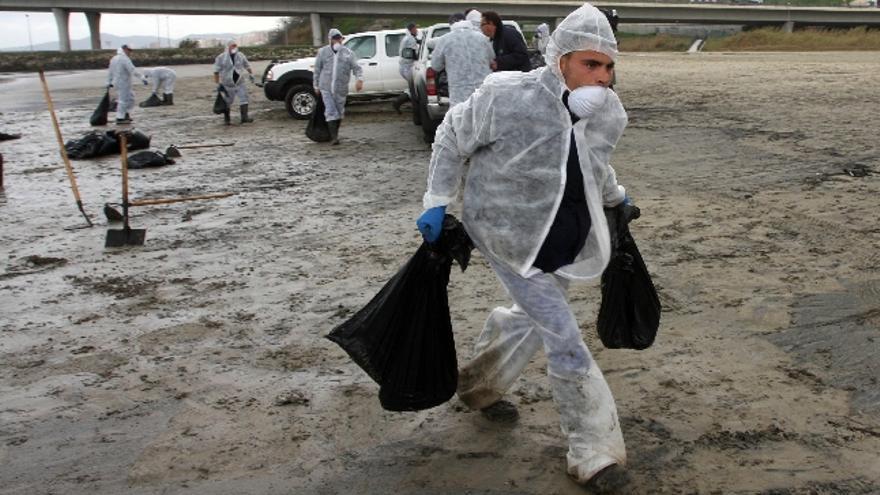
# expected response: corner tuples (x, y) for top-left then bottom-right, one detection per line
(65, 129), (151, 160)
(127, 151), (174, 169)
(213, 88), (228, 115)
(597, 204), (661, 350)
(306, 96), (330, 142)
(327, 215), (473, 412)
(90, 91), (110, 126)
(139, 93), (162, 108)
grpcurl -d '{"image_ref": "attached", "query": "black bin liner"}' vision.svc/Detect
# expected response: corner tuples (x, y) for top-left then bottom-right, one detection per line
(306, 96), (330, 142)
(213, 88), (228, 115)
(127, 150), (174, 169)
(597, 204), (661, 350)
(90, 91), (110, 126)
(327, 215), (473, 411)
(65, 130), (151, 160)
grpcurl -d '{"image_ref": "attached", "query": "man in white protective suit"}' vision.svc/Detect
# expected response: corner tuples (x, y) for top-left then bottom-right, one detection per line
(139, 67), (177, 107)
(213, 40), (256, 125)
(415, 3), (633, 490)
(430, 9), (495, 107)
(314, 28), (364, 145)
(106, 45), (147, 124)
(392, 22), (420, 113)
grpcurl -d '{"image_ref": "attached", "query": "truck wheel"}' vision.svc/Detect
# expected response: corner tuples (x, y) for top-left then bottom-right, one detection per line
(412, 96), (422, 126)
(419, 97), (437, 144)
(285, 84), (316, 120)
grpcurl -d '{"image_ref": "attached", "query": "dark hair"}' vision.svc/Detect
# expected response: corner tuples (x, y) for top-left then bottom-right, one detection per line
(407, 22), (417, 30)
(482, 11), (502, 30)
(448, 12), (466, 23)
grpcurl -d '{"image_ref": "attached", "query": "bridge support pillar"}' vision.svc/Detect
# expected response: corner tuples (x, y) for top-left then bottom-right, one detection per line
(53, 8), (71, 52)
(311, 13), (323, 47)
(86, 12), (102, 50)
(782, 21), (795, 33)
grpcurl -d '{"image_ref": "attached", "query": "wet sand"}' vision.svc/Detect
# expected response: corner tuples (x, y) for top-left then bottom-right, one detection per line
(1, 52), (878, 494)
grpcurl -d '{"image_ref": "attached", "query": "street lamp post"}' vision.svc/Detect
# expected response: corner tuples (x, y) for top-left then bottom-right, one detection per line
(25, 14), (33, 51)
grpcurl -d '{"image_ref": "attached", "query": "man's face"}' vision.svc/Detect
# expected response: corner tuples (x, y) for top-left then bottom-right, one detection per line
(409, 26), (418, 35)
(228, 44), (237, 53)
(122, 47), (132, 57)
(559, 50), (615, 89)
(480, 19), (496, 39)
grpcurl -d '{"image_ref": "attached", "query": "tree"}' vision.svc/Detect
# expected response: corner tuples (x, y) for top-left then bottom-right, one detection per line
(178, 38), (199, 49)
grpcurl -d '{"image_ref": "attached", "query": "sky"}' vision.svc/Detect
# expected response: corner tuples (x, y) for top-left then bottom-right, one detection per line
(0, 11), (285, 49)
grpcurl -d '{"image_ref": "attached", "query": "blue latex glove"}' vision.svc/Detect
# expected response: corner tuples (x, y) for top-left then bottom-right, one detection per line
(142, 79), (148, 86)
(249, 74), (256, 84)
(623, 194), (633, 206)
(217, 84), (226, 94)
(416, 206), (446, 243)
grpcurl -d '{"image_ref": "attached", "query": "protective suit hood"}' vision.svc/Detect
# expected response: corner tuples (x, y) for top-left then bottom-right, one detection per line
(545, 3), (618, 82)
(466, 10), (482, 29)
(451, 19), (477, 32)
(327, 28), (343, 41)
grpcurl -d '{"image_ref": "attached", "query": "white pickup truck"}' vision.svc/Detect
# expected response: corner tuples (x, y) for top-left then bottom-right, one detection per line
(262, 29), (409, 119)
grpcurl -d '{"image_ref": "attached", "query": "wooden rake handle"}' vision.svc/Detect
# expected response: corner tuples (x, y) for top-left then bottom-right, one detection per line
(130, 192), (234, 207)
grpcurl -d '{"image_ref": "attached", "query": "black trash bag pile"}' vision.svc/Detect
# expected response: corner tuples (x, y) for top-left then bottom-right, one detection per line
(90, 91), (110, 126)
(528, 49), (546, 70)
(0, 132), (21, 141)
(65, 130), (151, 160)
(597, 203), (661, 350)
(327, 215), (474, 412)
(127, 150), (175, 169)
(306, 96), (330, 142)
(213, 88), (228, 115)
(139, 93), (162, 108)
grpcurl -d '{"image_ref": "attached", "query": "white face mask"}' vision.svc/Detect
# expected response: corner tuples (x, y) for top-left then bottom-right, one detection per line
(229, 48), (238, 55)
(567, 85), (608, 119)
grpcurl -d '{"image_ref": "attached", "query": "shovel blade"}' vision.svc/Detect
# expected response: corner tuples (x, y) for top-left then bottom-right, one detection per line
(105, 227), (146, 247)
(165, 145), (181, 158)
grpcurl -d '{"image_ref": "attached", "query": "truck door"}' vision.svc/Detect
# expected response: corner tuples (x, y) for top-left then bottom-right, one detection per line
(344, 35), (382, 93)
(382, 33), (406, 91)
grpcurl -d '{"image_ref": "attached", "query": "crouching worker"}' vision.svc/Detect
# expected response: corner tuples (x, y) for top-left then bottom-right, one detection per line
(213, 41), (255, 125)
(140, 67), (177, 107)
(415, 3), (633, 490)
(314, 29), (364, 145)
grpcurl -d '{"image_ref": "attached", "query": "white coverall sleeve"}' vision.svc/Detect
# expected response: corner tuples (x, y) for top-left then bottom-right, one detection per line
(125, 58), (143, 81)
(352, 55), (364, 82)
(212, 55), (222, 75)
(423, 87), (494, 209)
(313, 51), (323, 88)
(106, 64), (114, 86)
(432, 42), (446, 72)
(601, 164), (626, 207)
(240, 53), (252, 71)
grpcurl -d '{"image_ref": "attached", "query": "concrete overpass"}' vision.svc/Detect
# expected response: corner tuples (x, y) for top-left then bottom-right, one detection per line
(2, 0), (880, 51)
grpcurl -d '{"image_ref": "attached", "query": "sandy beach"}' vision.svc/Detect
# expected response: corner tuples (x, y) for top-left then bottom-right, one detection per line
(1, 51), (878, 494)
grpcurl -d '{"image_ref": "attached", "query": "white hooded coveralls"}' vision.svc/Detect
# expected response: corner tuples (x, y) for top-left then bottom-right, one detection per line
(144, 67), (176, 95)
(422, 3), (629, 484)
(314, 29), (364, 122)
(106, 48), (143, 119)
(213, 46), (251, 106)
(398, 30), (419, 82)
(430, 20), (495, 106)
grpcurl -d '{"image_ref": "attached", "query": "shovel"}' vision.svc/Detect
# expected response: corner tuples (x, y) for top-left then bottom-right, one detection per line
(105, 134), (146, 247)
(103, 192), (234, 221)
(165, 142), (234, 158)
(38, 69), (93, 229)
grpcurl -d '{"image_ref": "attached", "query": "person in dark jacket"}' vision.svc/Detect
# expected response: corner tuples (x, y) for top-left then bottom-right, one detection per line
(480, 11), (531, 72)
